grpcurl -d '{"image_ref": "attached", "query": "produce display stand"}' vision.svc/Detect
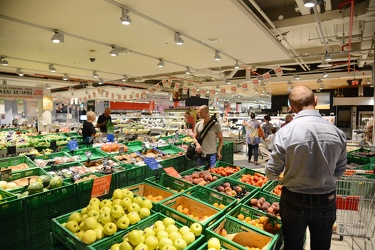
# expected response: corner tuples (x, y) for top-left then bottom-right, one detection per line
(145, 173), (195, 193)
(347, 148), (375, 165)
(229, 167), (271, 189)
(65, 148), (109, 162)
(0, 155), (38, 170)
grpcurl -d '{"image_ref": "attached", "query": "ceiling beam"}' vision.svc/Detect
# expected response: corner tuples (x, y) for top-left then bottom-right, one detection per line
(295, 0), (311, 16)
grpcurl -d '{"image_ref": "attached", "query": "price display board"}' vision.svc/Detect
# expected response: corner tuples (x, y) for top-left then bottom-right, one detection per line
(164, 167), (181, 178)
(91, 174), (112, 198)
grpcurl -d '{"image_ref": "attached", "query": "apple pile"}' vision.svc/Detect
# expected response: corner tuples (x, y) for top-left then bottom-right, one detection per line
(236, 213), (281, 234)
(240, 173), (268, 187)
(109, 217), (203, 250)
(62, 188), (152, 245)
(214, 182), (249, 199)
(175, 204), (211, 222)
(182, 171), (218, 186)
(208, 165), (241, 177)
(249, 197), (280, 217)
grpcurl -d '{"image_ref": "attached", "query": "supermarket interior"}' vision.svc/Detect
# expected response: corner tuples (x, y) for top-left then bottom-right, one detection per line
(0, 0), (375, 250)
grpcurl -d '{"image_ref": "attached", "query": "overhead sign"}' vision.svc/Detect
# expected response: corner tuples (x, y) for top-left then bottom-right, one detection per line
(0, 85), (43, 99)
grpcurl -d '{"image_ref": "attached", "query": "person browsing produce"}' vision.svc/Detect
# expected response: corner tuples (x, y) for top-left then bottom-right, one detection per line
(96, 108), (116, 133)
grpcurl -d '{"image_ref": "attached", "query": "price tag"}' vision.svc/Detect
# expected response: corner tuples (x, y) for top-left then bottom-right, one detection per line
(91, 174), (112, 198)
(71, 171), (81, 182)
(85, 150), (92, 159)
(164, 167), (181, 178)
(0, 168), (12, 181)
(144, 157), (163, 170)
(68, 139), (79, 151)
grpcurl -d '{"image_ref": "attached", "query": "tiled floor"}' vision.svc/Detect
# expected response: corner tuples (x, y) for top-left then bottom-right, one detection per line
(232, 149), (375, 250)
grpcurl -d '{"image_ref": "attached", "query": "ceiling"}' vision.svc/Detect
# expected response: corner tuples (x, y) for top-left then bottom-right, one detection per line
(0, 0), (374, 103)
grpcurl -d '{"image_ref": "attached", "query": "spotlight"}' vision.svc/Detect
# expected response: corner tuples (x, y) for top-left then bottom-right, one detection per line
(120, 8), (132, 25)
(93, 71), (99, 78)
(122, 87), (126, 91)
(2, 80), (7, 85)
(317, 79), (323, 83)
(1, 57), (8, 66)
(109, 46), (121, 56)
(157, 59), (164, 68)
(122, 75), (128, 82)
(216, 85), (220, 89)
(323, 71), (328, 78)
(98, 79), (103, 85)
(287, 80), (293, 85)
(45, 84), (51, 90)
(16, 68), (24, 76)
(185, 67), (191, 75)
(49, 64), (56, 73)
(62, 74), (69, 81)
(323, 53), (332, 62)
(225, 79), (231, 84)
(214, 51), (221, 61)
(234, 60), (240, 69)
(174, 32), (184, 45)
(303, 0), (317, 8)
(319, 85), (324, 90)
(293, 74), (300, 80)
(51, 31), (64, 43)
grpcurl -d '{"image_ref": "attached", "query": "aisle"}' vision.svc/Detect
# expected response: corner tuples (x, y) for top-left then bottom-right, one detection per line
(233, 150), (375, 250)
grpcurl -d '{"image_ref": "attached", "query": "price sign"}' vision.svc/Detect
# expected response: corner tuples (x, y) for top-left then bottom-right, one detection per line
(144, 157), (163, 170)
(71, 171), (81, 182)
(68, 139), (79, 151)
(85, 150), (92, 159)
(91, 175), (112, 198)
(164, 167), (181, 178)
(0, 168), (12, 181)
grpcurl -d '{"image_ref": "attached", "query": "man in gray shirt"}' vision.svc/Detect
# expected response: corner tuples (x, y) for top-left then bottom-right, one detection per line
(265, 85), (347, 250)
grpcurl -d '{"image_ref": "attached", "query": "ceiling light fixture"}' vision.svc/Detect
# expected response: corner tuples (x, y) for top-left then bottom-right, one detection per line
(317, 79), (323, 83)
(214, 51), (221, 61)
(287, 80), (293, 85)
(234, 61), (240, 69)
(120, 8), (132, 25)
(185, 67), (191, 75)
(16, 68), (24, 76)
(122, 87), (126, 91)
(174, 32), (184, 45)
(93, 71), (99, 78)
(122, 75), (128, 82)
(45, 84), (51, 90)
(2, 80), (7, 85)
(49, 64), (56, 72)
(98, 79), (103, 85)
(319, 85), (324, 90)
(51, 31), (64, 43)
(157, 59), (164, 68)
(323, 52), (332, 62)
(1, 57), (8, 66)
(303, 0), (317, 8)
(293, 74), (300, 80)
(109, 46), (120, 56)
(323, 71), (328, 77)
(216, 85), (220, 89)
(225, 79), (231, 84)
(62, 74), (69, 81)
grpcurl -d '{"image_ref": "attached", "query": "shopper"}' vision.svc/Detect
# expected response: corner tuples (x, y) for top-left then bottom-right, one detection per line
(193, 105), (223, 167)
(262, 115), (273, 139)
(184, 111), (196, 129)
(96, 108), (116, 133)
(265, 127), (277, 152)
(265, 85), (347, 250)
(82, 111), (97, 143)
(281, 114), (293, 127)
(243, 112), (262, 165)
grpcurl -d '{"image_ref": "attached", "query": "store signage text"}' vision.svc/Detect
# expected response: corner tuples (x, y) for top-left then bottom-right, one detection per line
(0, 85), (43, 99)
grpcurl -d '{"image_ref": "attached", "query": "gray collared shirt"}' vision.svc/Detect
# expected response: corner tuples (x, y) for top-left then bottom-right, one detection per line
(265, 109), (347, 194)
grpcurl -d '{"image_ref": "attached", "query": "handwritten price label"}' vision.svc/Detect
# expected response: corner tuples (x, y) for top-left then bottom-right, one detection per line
(91, 175), (112, 198)
(164, 167), (181, 178)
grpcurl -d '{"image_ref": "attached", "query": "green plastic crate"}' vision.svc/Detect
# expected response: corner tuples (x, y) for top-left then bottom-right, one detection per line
(347, 148), (375, 165)
(262, 180), (283, 197)
(43, 161), (85, 174)
(34, 151), (71, 161)
(199, 161), (243, 177)
(114, 164), (145, 188)
(66, 147), (109, 161)
(160, 155), (188, 174)
(229, 168), (270, 189)
(123, 141), (144, 152)
(27, 229), (52, 250)
(221, 141), (234, 164)
(0, 155), (38, 171)
(242, 190), (281, 218)
(156, 144), (185, 155)
(205, 216), (278, 250)
(145, 173), (195, 193)
(158, 193), (224, 230)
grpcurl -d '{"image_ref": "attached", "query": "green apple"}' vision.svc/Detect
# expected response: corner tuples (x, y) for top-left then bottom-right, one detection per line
(79, 221), (86, 231)
(178, 226), (190, 236)
(163, 217), (175, 228)
(141, 199), (153, 210)
(87, 203), (100, 212)
(87, 210), (100, 221)
(161, 246), (177, 250)
(121, 198), (132, 210)
(165, 224), (178, 234)
(145, 235), (158, 250)
(68, 212), (82, 223)
(122, 189), (134, 199)
(139, 208), (151, 219)
(101, 206), (111, 213)
(89, 197), (101, 205)
(81, 214), (88, 223)
(111, 205), (125, 219)
(143, 227), (155, 239)
(156, 230), (169, 240)
(168, 232), (182, 242)
(127, 229), (142, 246)
(100, 210), (113, 224)
(132, 196), (144, 205)
(173, 238), (187, 250)
(112, 188), (124, 200)
(189, 222), (202, 236)
(153, 221), (166, 233)
(112, 199), (122, 206)
(103, 222), (117, 236)
(81, 207), (88, 215)
(128, 211), (141, 225)
(75, 230), (85, 240)
(100, 199), (112, 208)
(134, 243), (148, 250)
(207, 237), (221, 250)
(128, 203), (141, 213)
(110, 243), (121, 250)
(182, 232), (195, 245)
(119, 240), (133, 250)
(116, 215), (130, 230)
(94, 226), (105, 240)
(65, 220), (79, 233)
(82, 229), (97, 244)
(84, 216), (98, 230)
(158, 237), (173, 249)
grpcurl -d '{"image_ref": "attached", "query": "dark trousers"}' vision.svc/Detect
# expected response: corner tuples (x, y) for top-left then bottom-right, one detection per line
(247, 144), (259, 162)
(280, 187), (336, 250)
(196, 153), (217, 167)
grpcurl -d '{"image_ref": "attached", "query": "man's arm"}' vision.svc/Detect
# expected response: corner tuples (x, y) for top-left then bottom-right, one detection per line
(265, 132), (286, 180)
(193, 123), (202, 153)
(216, 131), (224, 159)
(96, 115), (106, 128)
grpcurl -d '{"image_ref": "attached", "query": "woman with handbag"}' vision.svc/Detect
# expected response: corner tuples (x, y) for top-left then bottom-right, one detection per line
(242, 112), (263, 165)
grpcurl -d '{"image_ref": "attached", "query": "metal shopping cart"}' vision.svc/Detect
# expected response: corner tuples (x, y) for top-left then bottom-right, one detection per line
(334, 175), (375, 250)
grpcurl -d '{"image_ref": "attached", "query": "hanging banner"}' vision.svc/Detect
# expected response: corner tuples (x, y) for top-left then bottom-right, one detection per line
(111, 93), (115, 99)
(190, 88), (197, 96)
(105, 92), (109, 98)
(155, 84), (161, 92)
(42, 96), (53, 111)
(220, 88), (226, 94)
(123, 94), (127, 100)
(148, 87), (154, 93)
(210, 89), (216, 95)
(92, 92), (96, 98)
(252, 78), (259, 85)
(200, 89), (206, 96)
(84, 97), (87, 101)
(263, 72), (271, 81)
(88, 94), (91, 99)
(174, 82), (180, 91)
(141, 91), (147, 96)
(0, 85), (43, 99)
(182, 86), (188, 94)
(231, 86), (237, 93)
(135, 92), (140, 99)
(166, 80), (172, 88)
(274, 66), (283, 77)
(162, 79), (168, 88)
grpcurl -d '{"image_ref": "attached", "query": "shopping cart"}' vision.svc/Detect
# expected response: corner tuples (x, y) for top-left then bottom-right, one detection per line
(334, 175), (375, 249)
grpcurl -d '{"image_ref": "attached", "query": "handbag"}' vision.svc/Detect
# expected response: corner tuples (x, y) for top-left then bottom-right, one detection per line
(258, 126), (264, 138)
(185, 119), (216, 160)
